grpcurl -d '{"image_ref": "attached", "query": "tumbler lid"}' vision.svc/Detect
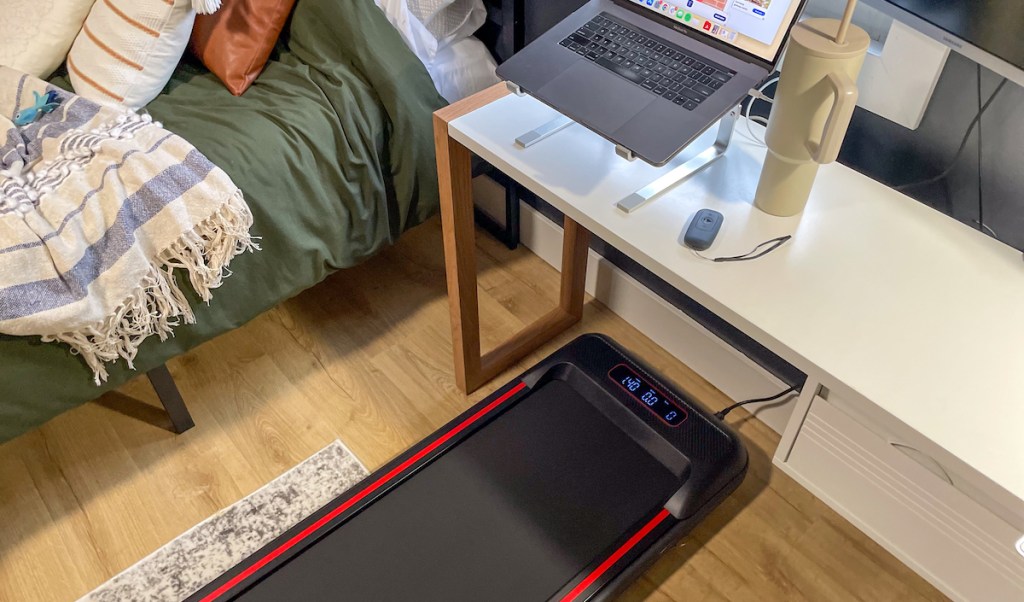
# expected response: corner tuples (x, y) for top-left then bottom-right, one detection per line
(790, 18), (870, 59)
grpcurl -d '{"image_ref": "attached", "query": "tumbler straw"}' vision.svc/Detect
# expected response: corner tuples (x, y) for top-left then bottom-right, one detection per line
(835, 0), (858, 44)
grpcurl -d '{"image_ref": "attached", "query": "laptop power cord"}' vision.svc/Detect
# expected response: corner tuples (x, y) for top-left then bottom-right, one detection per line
(740, 76), (779, 147)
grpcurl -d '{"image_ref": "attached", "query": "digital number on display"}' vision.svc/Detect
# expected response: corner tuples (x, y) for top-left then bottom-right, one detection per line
(608, 364), (687, 426)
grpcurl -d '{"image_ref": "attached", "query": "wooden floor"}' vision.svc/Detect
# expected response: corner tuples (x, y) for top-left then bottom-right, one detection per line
(0, 217), (945, 602)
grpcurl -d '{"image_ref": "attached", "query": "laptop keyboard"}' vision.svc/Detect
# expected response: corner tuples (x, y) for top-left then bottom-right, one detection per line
(559, 13), (735, 110)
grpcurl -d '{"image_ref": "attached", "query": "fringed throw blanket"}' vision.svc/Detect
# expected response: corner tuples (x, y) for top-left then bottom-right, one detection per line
(0, 67), (257, 384)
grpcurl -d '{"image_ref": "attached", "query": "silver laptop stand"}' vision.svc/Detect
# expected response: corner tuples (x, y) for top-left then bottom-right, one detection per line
(515, 115), (574, 148)
(506, 81), (736, 214)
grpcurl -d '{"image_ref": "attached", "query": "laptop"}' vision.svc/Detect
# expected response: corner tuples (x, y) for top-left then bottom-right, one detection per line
(496, 0), (808, 166)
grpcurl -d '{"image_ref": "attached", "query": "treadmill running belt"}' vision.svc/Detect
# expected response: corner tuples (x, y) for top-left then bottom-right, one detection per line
(238, 380), (678, 601)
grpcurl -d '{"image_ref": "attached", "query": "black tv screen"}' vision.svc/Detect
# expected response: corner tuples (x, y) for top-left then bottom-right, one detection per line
(881, 1), (1024, 71)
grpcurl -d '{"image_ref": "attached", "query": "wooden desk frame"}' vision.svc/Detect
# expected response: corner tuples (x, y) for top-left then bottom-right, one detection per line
(434, 84), (591, 393)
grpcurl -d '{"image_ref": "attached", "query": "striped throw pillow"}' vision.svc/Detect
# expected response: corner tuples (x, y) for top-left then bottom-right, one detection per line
(68, 0), (217, 109)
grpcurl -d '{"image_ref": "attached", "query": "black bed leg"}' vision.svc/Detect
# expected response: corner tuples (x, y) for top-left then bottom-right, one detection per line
(146, 364), (194, 434)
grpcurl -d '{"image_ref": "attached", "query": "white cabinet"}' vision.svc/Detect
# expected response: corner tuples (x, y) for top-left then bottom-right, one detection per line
(778, 394), (1024, 602)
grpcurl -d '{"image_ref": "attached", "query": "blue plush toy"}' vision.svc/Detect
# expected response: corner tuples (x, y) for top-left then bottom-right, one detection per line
(12, 90), (62, 126)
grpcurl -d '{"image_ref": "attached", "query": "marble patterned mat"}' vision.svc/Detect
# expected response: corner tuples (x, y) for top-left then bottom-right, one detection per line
(79, 441), (369, 602)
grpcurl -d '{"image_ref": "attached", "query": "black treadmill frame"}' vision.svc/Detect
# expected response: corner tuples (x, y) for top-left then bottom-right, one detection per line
(189, 334), (747, 602)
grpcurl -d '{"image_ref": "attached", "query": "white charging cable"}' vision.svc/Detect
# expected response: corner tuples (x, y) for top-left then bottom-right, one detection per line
(740, 76), (779, 147)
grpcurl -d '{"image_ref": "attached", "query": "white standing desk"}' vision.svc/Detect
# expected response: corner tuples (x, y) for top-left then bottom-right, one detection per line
(435, 86), (1024, 600)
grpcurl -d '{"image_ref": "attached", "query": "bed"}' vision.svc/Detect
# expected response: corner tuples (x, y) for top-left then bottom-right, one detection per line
(0, 0), (459, 442)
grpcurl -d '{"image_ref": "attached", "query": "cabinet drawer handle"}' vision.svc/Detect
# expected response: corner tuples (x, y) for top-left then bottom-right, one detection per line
(888, 441), (955, 486)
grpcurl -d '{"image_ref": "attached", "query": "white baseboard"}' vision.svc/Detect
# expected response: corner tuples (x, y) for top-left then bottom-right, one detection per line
(473, 176), (797, 434)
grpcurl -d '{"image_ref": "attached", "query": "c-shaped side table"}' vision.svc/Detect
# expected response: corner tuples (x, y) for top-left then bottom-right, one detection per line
(434, 84), (591, 393)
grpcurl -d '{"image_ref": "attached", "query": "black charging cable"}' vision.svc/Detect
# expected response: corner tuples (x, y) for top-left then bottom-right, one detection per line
(714, 384), (800, 420)
(895, 77), (1006, 192)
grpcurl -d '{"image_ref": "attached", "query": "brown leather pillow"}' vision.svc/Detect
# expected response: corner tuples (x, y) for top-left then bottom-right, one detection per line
(190, 0), (297, 96)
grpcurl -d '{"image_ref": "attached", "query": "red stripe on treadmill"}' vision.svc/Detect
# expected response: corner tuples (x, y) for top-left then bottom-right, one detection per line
(559, 508), (672, 602)
(201, 381), (528, 602)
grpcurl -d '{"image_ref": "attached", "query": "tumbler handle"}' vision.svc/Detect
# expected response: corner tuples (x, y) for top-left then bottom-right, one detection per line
(808, 71), (858, 164)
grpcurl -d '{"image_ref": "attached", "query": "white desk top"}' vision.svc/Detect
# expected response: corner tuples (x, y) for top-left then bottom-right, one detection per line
(451, 93), (1024, 507)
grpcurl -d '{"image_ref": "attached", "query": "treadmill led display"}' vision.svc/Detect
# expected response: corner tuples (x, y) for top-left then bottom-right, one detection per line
(609, 364), (687, 426)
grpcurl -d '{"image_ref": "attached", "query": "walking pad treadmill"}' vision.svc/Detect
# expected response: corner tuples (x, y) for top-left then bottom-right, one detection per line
(190, 335), (747, 602)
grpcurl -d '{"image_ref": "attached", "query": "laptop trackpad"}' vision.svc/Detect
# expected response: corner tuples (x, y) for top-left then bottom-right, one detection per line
(537, 62), (650, 133)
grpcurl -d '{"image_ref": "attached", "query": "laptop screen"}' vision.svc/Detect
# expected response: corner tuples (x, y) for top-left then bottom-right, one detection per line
(628, 0), (804, 63)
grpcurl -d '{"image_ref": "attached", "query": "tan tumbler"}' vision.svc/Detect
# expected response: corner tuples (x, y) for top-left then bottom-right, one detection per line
(754, 18), (870, 216)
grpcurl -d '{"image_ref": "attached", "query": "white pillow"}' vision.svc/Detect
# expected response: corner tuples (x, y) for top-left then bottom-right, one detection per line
(376, 0), (485, 64)
(67, 0), (198, 110)
(408, 0), (485, 50)
(427, 37), (499, 103)
(0, 0), (97, 78)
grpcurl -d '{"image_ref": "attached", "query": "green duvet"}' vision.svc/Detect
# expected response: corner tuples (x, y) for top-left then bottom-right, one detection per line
(0, 0), (445, 442)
